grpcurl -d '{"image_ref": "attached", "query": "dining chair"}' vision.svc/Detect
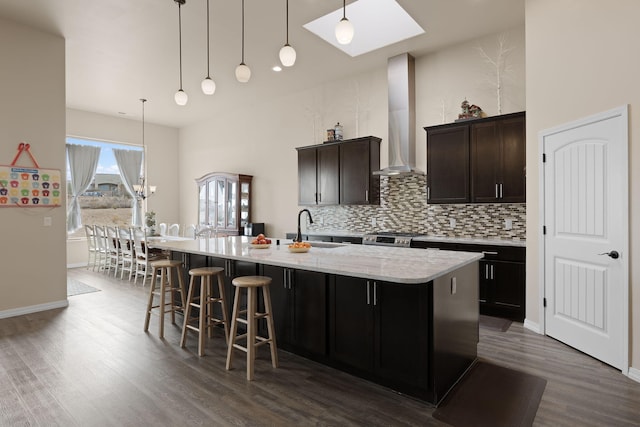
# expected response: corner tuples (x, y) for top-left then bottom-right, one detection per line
(132, 228), (166, 286)
(168, 223), (180, 237)
(106, 225), (121, 277)
(118, 227), (135, 281)
(159, 223), (167, 236)
(183, 224), (196, 239)
(94, 225), (110, 273)
(84, 224), (99, 271)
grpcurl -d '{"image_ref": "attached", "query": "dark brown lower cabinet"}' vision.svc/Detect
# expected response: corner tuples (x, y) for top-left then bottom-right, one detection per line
(329, 276), (429, 395)
(260, 265), (327, 359)
(479, 259), (525, 322)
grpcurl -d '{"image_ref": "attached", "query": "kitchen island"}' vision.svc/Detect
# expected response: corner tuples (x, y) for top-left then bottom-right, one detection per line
(150, 236), (482, 405)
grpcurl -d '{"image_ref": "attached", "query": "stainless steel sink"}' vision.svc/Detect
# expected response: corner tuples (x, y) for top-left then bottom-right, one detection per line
(307, 241), (347, 248)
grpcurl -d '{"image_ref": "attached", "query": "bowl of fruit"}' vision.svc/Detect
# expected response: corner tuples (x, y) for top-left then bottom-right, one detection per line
(288, 241), (311, 253)
(250, 234), (272, 248)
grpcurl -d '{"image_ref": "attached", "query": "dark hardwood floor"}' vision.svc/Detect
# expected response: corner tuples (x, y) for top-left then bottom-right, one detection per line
(1, 268), (639, 426)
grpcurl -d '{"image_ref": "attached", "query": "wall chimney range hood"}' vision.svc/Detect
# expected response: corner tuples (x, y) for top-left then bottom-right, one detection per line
(373, 53), (424, 176)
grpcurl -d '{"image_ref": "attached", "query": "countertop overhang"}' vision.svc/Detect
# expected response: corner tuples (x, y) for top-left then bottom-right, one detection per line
(149, 236), (483, 284)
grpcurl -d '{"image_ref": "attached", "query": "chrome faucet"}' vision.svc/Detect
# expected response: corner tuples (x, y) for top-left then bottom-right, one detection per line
(295, 209), (314, 242)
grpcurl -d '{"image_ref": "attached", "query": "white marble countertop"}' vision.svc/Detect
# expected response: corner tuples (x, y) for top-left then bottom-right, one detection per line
(149, 236), (483, 284)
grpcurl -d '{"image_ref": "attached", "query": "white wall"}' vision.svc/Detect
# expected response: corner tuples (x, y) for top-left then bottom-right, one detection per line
(0, 18), (67, 316)
(66, 108), (180, 266)
(178, 27), (526, 238)
(525, 0), (639, 371)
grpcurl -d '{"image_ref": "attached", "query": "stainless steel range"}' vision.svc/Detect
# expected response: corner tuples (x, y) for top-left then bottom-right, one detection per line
(362, 231), (420, 248)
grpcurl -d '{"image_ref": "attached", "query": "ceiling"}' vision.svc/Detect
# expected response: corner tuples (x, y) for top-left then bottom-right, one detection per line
(0, 0), (524, 128)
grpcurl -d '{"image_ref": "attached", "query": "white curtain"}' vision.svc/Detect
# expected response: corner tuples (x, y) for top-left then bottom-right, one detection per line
(66, 144), (101, 232)
(113, 148), (143, 227)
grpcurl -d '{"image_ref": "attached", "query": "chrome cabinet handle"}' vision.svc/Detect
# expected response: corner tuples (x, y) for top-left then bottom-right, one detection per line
(373, 282), (378, 306)
(365, 190), (369, 202)
(490, 265), (494, 280)
(427, 187), (430, 200)
(366, 281), (371, 305)
(482, 251), (499, 256)
(485, 264), (489, 279)
(500, 183), (503, 199)
(495, 184), (499, 198)
(283, 270), (288, 288)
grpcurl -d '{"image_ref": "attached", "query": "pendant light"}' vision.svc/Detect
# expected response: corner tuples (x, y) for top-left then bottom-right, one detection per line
(235, 0), (251, 83)
(174, 0), (188, 105)
(279, 0), (296, 67)
(335, 0), (354, 45)
(201, 0), (216, 95)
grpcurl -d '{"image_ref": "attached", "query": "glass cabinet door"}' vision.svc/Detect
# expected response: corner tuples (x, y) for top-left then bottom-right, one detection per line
(198, 184), (207, 225)
(226, 180), (237, 229)
(240, 182), (250, 227)
(216, 179), (225, 229)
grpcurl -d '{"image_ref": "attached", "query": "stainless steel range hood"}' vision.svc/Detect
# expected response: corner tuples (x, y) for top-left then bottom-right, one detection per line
(373, 53), (424, 176)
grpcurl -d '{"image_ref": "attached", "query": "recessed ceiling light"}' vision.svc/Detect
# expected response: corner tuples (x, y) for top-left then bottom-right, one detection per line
(303, 0), (425, 57)
(272, 65), (282, 72)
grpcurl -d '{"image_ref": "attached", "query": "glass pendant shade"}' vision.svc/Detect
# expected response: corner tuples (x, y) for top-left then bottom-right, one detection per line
(279, 44), (296, 67)
(174, 89), (188, 106)
(235, 63), (251, 83)
(201, 77), (216, 95)
(335, 18), (354, 45)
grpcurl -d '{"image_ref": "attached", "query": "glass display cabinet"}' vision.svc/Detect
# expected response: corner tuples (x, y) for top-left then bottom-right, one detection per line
(196, 172), (252, 235)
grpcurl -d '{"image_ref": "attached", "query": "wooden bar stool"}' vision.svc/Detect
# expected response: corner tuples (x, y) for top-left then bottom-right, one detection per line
(180, 266), (229, 356)
(143, 259), (186, 339)
(226, 276), (278, 380)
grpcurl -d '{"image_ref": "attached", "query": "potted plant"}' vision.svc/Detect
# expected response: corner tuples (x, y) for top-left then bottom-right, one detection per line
(145, 211), (157, 236)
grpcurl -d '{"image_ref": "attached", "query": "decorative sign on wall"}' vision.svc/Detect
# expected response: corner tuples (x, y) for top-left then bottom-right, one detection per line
(0, 143), (62, 208)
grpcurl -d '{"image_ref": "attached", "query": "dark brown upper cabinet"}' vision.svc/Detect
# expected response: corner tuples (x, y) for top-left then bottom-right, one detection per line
(426, 125), (470, 203)
(425, 112), (525, 204)
(297, 136), (381, 206)
(471, 113), (526, 203)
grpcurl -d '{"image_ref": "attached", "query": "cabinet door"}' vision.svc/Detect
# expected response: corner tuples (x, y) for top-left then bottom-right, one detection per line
(291, 269), (327, 356)
(330, 275), (374, 372)
(499, 115), (526, 202)
(226, 179), (237, 230)
(260, 264), (291, 345)
(317, 145), (339, 205)
(374, 281), (428, 388)
(493, 260), (525, 320)
(426, 126), (470, 203)
(340, 139), (375, 204)
(471, 121), (501, 202)
(297, 148), (317, 205)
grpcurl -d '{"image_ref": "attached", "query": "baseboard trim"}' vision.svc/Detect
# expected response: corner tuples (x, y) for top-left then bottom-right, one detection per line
(628, 367), (640, 383)
(0, 300), (69, 320)
(67, 262), (87, 269)
(523, 318), (542, 334)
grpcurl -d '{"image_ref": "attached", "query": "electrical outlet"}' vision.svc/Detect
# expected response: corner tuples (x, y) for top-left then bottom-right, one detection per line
(505, 219), (513, 230)
(371, 218), (376, 227)
(449, 218), (456, 228)
(43, 217), (52, 227)
(451, 277), (457, 295)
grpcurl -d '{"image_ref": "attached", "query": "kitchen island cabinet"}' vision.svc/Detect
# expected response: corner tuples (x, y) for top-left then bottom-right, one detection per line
(150, 236), (481, 405)
(330, 276), (430, 393)
(260, 264), (327, 359)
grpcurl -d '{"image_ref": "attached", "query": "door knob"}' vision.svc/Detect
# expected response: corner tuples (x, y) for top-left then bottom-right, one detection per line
(599, 250), (619, 259)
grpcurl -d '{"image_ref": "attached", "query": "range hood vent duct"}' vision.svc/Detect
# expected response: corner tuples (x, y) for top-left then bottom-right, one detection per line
(373, 53), (424, 176)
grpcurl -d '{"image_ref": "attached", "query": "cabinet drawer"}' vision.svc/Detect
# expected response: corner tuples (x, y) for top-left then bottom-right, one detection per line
(457, 244), (525, 262)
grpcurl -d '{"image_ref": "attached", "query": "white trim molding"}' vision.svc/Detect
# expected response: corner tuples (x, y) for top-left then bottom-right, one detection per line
(628, 367), (640, 384)
(524, 318), (542, 334)
(0, 299), (68, 320)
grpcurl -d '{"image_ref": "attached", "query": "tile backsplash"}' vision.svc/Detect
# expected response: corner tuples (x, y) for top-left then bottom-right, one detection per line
(305, 174), (526, 240)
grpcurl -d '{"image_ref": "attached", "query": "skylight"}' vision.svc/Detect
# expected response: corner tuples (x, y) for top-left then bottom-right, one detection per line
(303, 0), (425, 57)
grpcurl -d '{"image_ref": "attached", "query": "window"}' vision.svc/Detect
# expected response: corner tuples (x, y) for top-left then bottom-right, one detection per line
(66, 137), (142, 238)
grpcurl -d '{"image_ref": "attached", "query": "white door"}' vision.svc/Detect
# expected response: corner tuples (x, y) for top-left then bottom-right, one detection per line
(541, 106), (628, 371)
